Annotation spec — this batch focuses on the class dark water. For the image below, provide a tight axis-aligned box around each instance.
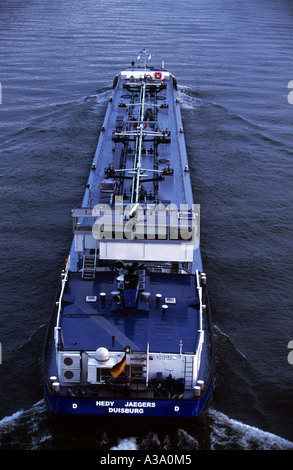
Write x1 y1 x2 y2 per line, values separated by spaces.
1 0 293 451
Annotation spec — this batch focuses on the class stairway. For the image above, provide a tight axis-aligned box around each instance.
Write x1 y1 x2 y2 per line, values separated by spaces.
129 352 148 389
184 355 194 388
82 255 96 280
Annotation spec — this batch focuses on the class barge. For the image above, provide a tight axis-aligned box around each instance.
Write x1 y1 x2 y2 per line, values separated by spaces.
43 54 214 418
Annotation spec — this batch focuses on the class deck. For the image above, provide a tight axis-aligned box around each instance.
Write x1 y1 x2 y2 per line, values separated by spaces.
60 270 200 354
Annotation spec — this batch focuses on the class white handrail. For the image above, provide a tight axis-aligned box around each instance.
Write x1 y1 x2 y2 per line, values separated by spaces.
195 270 203 331
146 342 149 387
54 256 70 349
193 270 206 381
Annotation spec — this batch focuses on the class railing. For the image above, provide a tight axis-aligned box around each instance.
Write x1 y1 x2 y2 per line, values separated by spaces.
196 269 205 331
54 256 70 350
193 270 206 379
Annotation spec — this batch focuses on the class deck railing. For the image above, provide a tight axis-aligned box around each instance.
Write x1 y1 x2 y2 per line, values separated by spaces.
193 270 206 378
54 256 70 349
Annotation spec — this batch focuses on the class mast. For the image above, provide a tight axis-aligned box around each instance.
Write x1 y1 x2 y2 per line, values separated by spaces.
137 48 151 72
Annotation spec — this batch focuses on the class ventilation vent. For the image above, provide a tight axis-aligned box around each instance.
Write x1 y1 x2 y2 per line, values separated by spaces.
61 353 81 384
62 369 81 383
62 353 80 369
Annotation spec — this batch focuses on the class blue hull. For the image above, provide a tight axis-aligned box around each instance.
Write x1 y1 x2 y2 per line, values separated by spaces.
44 380 212 418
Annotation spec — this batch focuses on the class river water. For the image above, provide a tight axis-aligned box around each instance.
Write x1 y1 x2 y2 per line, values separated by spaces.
0 0 293 451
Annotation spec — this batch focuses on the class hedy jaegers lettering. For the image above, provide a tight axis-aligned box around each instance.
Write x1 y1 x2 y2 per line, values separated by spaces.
96 400 156 414
96 400 156 408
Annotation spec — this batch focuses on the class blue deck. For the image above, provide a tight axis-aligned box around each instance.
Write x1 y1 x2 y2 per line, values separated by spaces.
60 270 200 354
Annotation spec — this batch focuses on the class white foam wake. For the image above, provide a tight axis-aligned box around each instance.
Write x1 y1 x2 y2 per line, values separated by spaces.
0 400 51 450
1 401 292 450
177 86 202 110
209 409 293 450
110 437 138 450
0 409 25 429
